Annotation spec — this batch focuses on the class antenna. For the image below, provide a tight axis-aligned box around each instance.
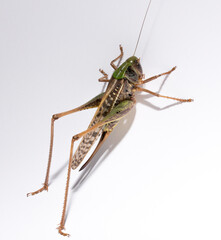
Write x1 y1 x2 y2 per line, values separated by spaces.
133 0 152 56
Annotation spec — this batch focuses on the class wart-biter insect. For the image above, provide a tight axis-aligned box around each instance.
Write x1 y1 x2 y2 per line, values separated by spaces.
27 0 193 236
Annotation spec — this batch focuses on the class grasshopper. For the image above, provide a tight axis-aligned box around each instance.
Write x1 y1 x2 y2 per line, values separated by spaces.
27 0 193 236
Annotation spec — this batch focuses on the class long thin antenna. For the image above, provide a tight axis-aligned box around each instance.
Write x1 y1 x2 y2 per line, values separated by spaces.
133 0 152 56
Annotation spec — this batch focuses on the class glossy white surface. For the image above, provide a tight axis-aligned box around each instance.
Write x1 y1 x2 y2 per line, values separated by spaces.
0 0 221 239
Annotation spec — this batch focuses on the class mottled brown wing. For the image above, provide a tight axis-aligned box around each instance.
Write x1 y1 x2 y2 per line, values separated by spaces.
71 79 123 170
78 131 109 171
71 126 102 169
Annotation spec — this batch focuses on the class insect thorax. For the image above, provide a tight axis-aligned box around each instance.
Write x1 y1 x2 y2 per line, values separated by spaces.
113 56 143 84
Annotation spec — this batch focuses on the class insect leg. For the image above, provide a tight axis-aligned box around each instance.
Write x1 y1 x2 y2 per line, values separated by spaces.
139 66 176 84
98 69 109 82
135 87 193 102
27 93 104 197
57 99 135 236
110 45 124 70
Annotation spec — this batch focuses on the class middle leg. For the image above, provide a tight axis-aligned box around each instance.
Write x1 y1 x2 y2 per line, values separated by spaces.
135 86 193 102
98 69 109 82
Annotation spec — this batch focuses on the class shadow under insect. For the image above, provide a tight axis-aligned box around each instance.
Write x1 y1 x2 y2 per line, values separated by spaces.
65 72 184 219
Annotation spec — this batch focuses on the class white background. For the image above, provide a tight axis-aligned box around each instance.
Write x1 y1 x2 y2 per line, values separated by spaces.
0 0 221 239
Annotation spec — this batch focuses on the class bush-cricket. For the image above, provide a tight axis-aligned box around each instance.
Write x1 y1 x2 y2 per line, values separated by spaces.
27 0 193 236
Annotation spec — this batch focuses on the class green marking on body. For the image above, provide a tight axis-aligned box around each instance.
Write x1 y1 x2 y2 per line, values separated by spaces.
113 56 138 79
103 100 134 121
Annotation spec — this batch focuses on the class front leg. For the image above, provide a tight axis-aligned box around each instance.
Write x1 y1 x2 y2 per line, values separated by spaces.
110 45 124 70
139 66 176 84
